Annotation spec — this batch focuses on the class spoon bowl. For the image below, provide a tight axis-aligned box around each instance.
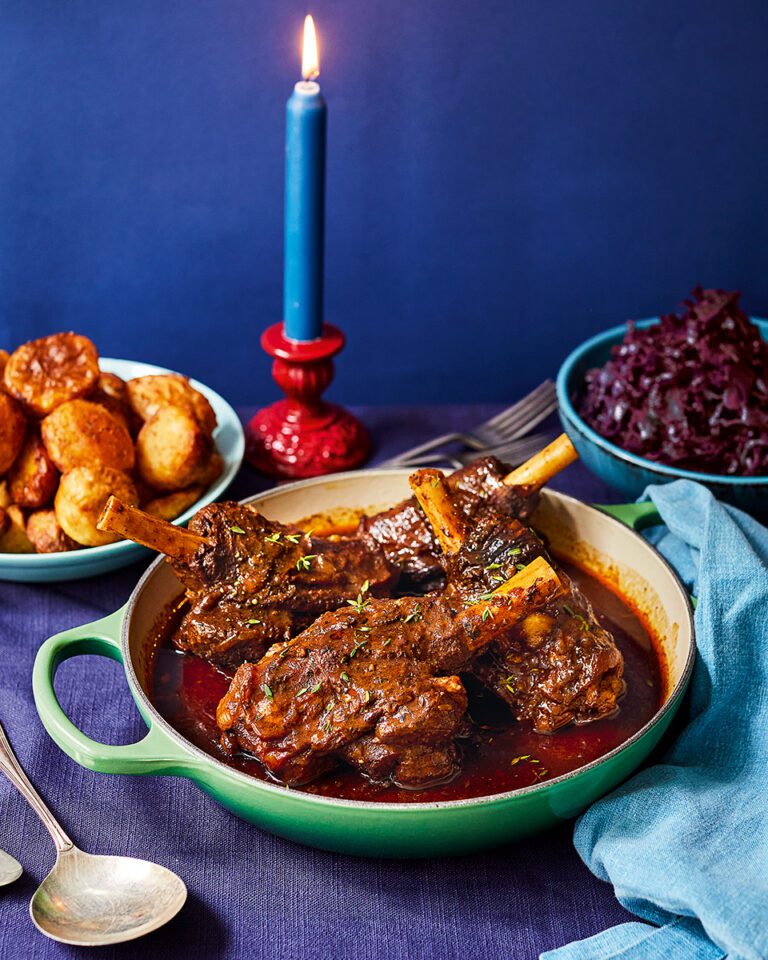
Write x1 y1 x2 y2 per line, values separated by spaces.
0 720 186 945
30 848 187 946
0 849 22 887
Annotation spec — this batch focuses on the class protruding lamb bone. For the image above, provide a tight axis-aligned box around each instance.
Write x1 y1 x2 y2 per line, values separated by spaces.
408 469 467 554
503 433 578 489
457 556 564 650
97 496 208 560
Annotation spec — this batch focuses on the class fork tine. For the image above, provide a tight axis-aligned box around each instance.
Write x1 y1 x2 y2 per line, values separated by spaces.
458 433 552 468
488 393 559 442
492 387 556 431
381 381 558 468
485 380 555 429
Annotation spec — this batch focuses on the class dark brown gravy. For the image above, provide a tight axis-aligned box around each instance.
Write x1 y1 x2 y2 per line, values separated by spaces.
149 559 665 803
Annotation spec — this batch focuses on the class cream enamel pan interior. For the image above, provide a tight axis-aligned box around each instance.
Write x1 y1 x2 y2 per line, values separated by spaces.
33 470 695 858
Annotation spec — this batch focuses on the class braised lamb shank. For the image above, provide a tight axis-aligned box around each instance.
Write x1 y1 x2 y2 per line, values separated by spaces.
217 557 563 787
98 498 397 669
358 434 577 586
410 469 626 733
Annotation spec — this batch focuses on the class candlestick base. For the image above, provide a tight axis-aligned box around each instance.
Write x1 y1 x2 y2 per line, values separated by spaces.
245 323 370 479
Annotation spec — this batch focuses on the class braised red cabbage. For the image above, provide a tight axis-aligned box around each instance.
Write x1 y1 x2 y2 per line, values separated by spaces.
577 288 768 476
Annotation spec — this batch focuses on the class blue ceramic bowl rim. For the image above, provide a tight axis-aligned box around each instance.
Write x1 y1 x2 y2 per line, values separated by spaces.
557 316 768 487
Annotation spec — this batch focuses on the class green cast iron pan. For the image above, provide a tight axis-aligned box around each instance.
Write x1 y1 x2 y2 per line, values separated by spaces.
32 471 694 859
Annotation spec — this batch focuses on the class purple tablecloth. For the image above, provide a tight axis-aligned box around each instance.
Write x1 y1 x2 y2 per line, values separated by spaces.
0 406 633 960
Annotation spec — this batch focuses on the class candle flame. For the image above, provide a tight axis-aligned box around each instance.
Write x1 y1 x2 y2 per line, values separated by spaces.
302 15 319 81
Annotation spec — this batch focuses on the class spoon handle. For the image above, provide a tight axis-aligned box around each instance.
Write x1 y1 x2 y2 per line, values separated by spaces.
0 722 73 854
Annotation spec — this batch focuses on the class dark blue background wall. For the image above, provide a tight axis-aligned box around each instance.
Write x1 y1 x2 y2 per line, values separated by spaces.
1 1 766 407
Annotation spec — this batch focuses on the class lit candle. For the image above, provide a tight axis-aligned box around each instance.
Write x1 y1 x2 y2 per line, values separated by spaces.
283 15 326 342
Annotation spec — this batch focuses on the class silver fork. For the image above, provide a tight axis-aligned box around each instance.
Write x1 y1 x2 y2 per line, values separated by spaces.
378 380 557 468
389 432 551 471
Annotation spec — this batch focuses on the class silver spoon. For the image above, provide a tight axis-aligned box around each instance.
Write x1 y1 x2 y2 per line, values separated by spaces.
0 848 22 886
0 721 187 946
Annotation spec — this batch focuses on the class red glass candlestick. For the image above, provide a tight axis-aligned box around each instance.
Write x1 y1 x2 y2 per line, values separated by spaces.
245 323 370 479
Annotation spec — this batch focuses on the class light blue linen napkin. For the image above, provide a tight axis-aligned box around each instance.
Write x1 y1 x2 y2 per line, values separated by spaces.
542 480 768 960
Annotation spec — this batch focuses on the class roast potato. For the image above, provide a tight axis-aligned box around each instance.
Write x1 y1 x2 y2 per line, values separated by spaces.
90 372 137 435
0 481 10 509
0 504 34 553
42 399 135 473
55 465 138 547
126 374 217 435
95 371 126 403
136 407 211 490
0 393 26 473
197 450 223 487
0 506 7 538
0 349 8 385
143 485 205 522
27 509 77 553
8 433 59 509
4 332 99 416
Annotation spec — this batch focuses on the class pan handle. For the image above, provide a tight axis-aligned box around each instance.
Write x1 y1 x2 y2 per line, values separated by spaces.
32 609 197 776
597 501 662 531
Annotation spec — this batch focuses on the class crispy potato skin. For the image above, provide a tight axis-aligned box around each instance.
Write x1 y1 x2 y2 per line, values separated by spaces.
0 350 9 386
136 407 211 490
27 509 78 553
8 433 59 509
96 372 125 403
0 506 7 537
4 333 99 416
197 450 223 487
0 481 10 509
55 466 138 547
126 374 217 435
42 399 135 473
0 504 34 553
0 393 26 473
91 373 139 436
142 485 205 522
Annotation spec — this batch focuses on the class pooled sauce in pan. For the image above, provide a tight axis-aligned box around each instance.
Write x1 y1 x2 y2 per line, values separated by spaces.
149 559 664 803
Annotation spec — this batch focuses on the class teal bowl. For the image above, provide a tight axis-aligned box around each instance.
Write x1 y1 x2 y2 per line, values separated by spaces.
33 472 694 858
557 317 768 520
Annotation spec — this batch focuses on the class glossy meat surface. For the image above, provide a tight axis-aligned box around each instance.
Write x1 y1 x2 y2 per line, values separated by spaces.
358 457 536 585
444 511 626 732
217 574 560 788
171 503 398 669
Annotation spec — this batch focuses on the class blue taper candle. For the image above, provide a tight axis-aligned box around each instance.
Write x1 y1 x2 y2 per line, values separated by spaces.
283 15 326 342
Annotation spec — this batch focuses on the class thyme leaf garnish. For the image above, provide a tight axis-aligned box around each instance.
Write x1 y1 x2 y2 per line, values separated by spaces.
348 579 371 613
404 604 423 624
